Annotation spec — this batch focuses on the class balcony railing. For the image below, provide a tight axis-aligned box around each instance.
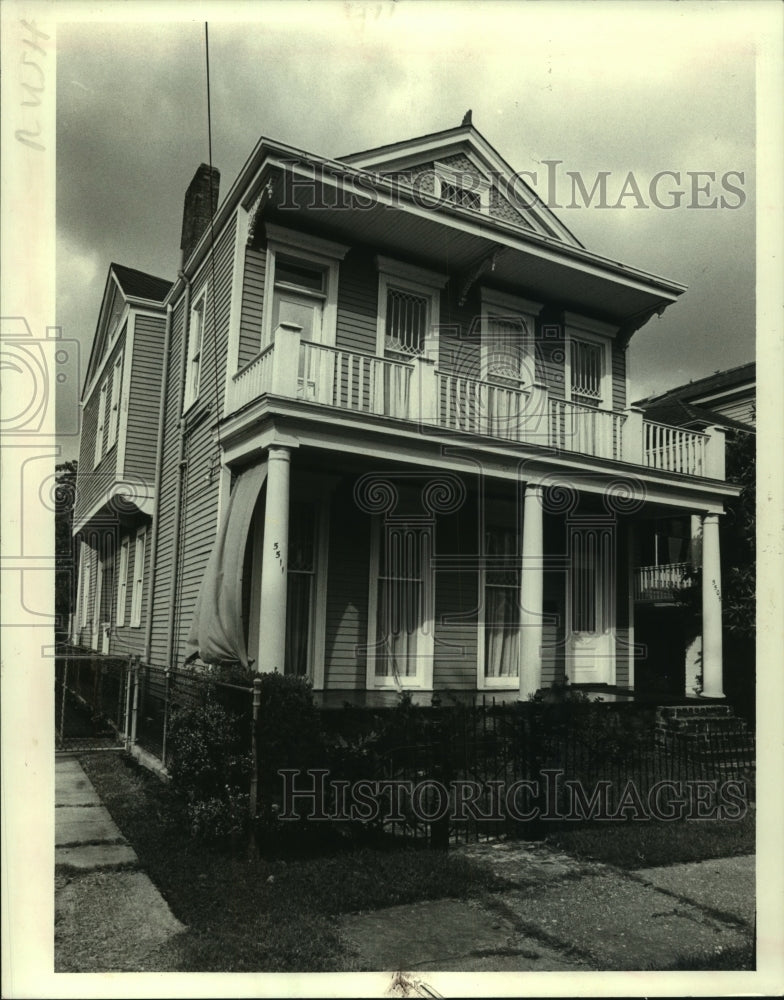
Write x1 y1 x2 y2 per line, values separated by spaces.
226 325 726 479
643 420 708 477
634 562 692 601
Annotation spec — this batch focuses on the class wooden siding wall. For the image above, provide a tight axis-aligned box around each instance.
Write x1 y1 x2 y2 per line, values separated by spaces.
125 314 166 484
612 342 626 411
163 215 237 667
148 301 184 666
324 481 370 687
237 247 265 371
104 521 151 656
74 329 125 524
336 249 378 354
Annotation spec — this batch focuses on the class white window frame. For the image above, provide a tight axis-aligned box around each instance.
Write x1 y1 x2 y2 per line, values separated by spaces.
116 538 129 626
184 286 207 412
366 517 435 691
375 256 447 362
563 314 616 412
261 224 348 350
93 380 108 467
434 160 490 214
130 527 146 628
479 288 541 388
107 352 123 449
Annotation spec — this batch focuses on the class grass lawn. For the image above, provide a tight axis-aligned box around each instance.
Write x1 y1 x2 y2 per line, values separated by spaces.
543 809 755 869
78 752 502 972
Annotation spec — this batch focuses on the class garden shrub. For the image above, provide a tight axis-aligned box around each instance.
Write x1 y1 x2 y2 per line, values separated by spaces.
167 694 253 842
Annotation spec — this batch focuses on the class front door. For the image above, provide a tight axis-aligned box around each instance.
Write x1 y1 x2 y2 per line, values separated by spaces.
566 522 615 684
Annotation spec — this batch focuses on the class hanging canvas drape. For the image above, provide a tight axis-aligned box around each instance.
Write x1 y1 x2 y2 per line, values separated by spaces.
184 461 268 668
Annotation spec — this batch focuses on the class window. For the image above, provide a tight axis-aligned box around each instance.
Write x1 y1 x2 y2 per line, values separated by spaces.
376 256 447 362
384 286 429 357
368 522 434 687
107 353 123 449
570 338 602 406
481 527 520 683
261 224 348 350
285 502 316 677
480 289 539 386
116 538 129 626
563 314 615 410
184 289 206 411
130 528 146 627
434 160 490 214
569 527 612 634
94 381 108 466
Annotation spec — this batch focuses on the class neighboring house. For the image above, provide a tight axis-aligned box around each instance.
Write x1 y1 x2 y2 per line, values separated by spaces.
631 365 755 699
72 263 171 655
634 362 755 431
72 120 742 705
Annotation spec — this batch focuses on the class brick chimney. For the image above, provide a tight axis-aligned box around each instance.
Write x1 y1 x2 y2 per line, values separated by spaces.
180 164 220 265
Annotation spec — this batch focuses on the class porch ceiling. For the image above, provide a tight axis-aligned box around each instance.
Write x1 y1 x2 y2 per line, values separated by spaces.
261 163 684 330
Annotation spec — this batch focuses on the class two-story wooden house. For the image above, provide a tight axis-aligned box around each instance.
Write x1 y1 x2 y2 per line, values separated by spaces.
71 264 171 656
73 121 740 704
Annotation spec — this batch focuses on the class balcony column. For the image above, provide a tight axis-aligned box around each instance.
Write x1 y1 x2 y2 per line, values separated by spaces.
257 445 291 673
519 483 544 698
704 425 726 479
270 322 302 398
621 406 644 464
700 512 724 698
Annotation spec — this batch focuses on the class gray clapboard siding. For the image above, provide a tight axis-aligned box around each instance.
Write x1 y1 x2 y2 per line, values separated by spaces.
238 248 265 370
74 333 125 524
612 342 626 410
125 314 166 484
170 218 236 666
147 298 185 667
335 249 377 354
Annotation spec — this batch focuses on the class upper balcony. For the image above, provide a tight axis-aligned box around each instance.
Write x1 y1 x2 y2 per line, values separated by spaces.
225 324 727 482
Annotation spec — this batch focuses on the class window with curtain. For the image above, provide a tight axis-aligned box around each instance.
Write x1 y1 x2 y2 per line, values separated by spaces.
375 525 432 681
570 527 612 634
285 502 316 677
483 527 520 679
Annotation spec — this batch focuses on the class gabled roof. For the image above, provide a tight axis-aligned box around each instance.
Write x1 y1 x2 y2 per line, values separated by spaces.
82 262 170 399
111 262 172 302
341 122 583 249
639 397 753 433
634 362 755 409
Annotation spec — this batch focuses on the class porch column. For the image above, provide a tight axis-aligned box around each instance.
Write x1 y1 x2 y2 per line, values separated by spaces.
700 512 724 698
519 483 544 698
257 446 291 673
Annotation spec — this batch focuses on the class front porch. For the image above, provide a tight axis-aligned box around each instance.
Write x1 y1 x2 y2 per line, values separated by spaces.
186 450 728 703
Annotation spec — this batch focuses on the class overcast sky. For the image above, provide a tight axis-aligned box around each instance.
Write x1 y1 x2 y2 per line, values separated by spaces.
55 1 762 459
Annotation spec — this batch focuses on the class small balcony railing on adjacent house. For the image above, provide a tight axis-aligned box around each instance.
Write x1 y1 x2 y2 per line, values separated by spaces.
226 325 726 479
633 562 693 601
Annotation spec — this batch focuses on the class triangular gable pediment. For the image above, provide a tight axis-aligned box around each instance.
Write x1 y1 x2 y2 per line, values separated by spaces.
341 124 582 248
82 269 129 399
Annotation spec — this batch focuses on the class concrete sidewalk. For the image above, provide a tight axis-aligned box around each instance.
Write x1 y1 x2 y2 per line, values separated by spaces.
341 840 755 972
55 755 185 972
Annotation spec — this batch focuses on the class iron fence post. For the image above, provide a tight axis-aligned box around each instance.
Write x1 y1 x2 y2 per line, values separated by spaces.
249 677 262 821
123 657 133 747
58 655 69 749
130 657 140 746
161 666 172 767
